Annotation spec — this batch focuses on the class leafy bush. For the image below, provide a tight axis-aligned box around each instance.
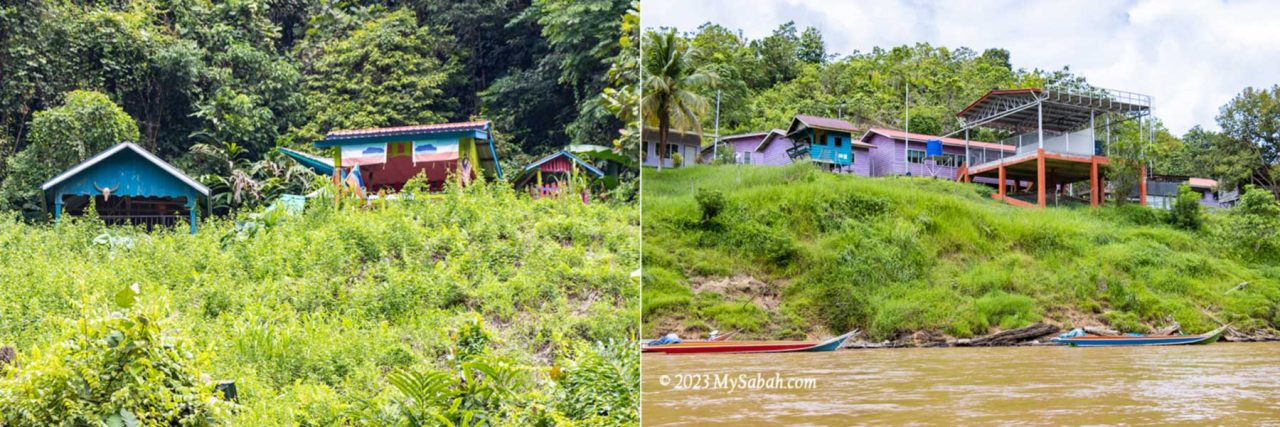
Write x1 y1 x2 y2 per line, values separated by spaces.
0 181 638 424
975 292 1040 330
694 187 726 225
1169 184 1203 230
0 285 228 426
1 90 139 214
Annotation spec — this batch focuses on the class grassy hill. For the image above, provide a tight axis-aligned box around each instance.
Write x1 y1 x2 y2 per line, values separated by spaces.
643 163 1280 342
0 182 638 425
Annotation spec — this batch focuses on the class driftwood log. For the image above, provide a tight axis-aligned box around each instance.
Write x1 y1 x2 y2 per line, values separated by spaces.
969 323 1059 346
1083 326 1121 336
1153 321 1181 336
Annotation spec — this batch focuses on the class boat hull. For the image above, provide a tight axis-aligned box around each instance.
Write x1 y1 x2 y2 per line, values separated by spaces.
642 331 856 354
1053 326 1226 347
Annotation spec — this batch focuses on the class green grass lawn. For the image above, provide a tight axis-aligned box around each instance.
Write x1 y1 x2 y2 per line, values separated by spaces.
0 182 638 425
643 163 1280 342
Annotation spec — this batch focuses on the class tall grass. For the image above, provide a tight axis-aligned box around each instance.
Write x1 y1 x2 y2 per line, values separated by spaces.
0 181 639 425
643 163 1280 340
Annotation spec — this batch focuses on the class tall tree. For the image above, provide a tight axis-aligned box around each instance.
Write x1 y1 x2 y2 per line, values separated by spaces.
796 26 826 64
1 90 139 214
642 30 712 170
301 9 461 135
752 22 800 86
1217 85 1280 195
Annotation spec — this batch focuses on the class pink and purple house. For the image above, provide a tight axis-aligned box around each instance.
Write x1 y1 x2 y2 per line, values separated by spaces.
700 129 796 166
859 128 1017 179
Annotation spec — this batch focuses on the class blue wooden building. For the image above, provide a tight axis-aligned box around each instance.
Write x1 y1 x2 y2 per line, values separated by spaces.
41 142 210 233
784 115 876 175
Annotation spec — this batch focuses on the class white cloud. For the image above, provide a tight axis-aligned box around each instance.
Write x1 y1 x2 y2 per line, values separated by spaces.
643 0 1280 134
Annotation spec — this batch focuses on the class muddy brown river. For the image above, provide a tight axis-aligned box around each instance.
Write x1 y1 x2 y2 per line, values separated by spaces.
642 343 1280 426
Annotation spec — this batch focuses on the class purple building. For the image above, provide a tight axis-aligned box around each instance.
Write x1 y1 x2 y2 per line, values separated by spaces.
1137 176 1227 209
642 127 702 168
860 128 1017 179
700 129 796 166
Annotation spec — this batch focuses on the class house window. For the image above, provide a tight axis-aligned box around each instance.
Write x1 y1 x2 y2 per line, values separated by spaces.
833 136 844 147
907 149 927 164
662 144 676 159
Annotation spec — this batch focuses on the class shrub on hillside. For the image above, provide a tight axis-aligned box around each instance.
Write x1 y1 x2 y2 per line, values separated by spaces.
975 292 1040 330
1169 184 1203 230
0 285 228 426
695 187 726 225
1212 185 1280 260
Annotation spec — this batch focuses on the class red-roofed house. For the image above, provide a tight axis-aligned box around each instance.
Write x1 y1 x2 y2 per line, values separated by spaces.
860 128 1017 179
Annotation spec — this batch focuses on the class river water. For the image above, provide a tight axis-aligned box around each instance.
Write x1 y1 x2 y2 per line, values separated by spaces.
642 343 1280 426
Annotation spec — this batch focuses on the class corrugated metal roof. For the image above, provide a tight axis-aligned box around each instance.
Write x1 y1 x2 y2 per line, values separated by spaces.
324 120 490 140
794 115 857 132
1188 177 1217 188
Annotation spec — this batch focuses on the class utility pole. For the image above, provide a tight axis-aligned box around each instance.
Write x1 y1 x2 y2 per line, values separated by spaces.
713 89 721 162
904 80 910 175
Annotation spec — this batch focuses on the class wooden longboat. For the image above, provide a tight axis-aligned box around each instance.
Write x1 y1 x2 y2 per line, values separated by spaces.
1051 325 1228 347
642 331 857 354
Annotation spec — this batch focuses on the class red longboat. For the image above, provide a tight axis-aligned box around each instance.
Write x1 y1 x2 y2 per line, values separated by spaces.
642 331 856 354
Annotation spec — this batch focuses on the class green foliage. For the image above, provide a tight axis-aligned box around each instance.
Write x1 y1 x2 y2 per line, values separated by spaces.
2 1 634 215
1169 184 1204 230
554 340 639 425
302 9 459 133
975 292 1040 330
0 285 227 426
1 90 139 214
0 181 638 425
695 187 726 225
1211 185 1280 260
645 164 1280 340
1216 85 1280 194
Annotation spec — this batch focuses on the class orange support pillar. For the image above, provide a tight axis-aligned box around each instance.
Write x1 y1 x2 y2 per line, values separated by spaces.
1138 164 1147 206
1090 157 1099 208
1036 149 1046 208
998 165 1006 200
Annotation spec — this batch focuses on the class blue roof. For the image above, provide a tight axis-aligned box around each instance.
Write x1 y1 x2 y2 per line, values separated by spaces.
278 147 335 176
41 142 209 196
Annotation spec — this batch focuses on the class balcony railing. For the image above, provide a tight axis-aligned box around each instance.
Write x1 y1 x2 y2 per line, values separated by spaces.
100 214 183 230
810 145 852 166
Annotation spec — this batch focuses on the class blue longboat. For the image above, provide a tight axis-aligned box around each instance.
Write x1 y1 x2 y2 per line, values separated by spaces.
1052 325 1229 347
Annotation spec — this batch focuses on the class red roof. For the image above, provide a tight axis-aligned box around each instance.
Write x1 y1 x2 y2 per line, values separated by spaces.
793 115 857 133
861 128 1015 152
325 120 490 139
1188 177 1217 188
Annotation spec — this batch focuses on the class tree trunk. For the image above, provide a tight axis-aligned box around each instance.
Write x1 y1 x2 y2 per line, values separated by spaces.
969 323 1059 346
657 110 669 171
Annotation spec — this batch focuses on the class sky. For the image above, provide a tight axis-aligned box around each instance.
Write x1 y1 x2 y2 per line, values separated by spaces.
642 0 1280 135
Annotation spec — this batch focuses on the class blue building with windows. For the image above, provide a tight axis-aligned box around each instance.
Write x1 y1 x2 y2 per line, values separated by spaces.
41 142 210 233
784 115 875 175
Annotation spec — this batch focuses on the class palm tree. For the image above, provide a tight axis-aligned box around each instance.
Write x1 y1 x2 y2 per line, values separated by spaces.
642 30 712 170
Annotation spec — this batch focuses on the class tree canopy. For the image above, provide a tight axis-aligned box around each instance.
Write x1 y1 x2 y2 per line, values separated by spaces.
0 0 634 215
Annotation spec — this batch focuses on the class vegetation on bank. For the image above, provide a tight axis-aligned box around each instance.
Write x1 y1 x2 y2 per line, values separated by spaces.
0 180 639 425
643 164 1280 342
